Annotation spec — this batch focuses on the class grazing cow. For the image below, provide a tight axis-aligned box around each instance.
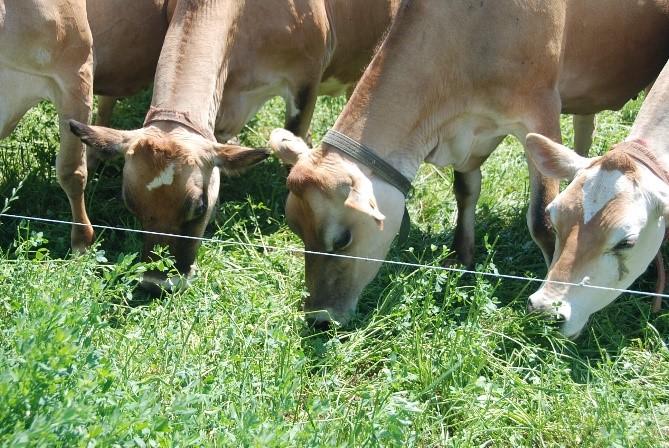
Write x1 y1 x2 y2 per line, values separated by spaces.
526 61 669 338
70 0 401 289
270 0 669 326
0 0 95 251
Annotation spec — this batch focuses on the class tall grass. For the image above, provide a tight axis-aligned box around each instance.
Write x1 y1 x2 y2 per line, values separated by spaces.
0 91 667 447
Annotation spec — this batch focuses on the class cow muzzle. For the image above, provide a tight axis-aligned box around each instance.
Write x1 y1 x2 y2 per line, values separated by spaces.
527 291 567 322
303 294 357 328
139 266 195 295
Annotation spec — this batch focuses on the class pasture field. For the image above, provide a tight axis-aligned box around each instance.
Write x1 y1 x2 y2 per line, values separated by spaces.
1 92 668 447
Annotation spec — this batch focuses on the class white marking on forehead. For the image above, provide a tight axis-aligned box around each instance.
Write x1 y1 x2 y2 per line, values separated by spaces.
146 163 176 191
582 168 632 224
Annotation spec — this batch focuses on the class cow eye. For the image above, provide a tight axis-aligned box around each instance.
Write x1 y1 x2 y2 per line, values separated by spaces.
613 238 637 251
191 197 206 220
333 230 352 252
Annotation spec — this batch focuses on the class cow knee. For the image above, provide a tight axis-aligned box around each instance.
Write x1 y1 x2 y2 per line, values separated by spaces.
57 165 87 196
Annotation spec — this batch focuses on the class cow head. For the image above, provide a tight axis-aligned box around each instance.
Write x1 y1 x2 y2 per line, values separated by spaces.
525 133 669 338
270 129 405 326
70 120 268 291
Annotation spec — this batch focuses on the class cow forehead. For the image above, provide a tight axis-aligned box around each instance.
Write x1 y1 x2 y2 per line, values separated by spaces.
581 167 634 224
553 166 636 223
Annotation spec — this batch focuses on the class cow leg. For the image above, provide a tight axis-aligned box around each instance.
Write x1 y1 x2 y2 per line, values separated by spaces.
451 136 501 265
53 79 94 252
453 168 482 266
86 95 118 176
573 113 596 157
284 83 318 142
94 95 117 126
523 114 562 266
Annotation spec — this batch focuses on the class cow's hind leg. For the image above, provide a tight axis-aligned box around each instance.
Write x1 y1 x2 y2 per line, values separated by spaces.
573 113 596 157
87 95 118 176
94 95 117 126
284 82 318 143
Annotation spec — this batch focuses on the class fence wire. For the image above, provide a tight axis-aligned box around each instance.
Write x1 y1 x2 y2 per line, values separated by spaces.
1 212 668 300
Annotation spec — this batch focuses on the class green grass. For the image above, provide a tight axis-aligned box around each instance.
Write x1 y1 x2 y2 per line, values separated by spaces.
0 92 668 447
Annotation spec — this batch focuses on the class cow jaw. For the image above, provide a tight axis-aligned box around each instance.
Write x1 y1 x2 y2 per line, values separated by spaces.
529 162 667 338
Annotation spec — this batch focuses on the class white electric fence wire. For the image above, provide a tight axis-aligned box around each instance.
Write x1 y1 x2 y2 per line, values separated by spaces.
1 212 668 300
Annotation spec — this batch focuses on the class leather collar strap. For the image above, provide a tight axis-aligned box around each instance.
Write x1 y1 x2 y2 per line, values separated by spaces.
615 141 669 184
323 129 413 244
615 141 669 312
323 130 413 196
144 106 216 142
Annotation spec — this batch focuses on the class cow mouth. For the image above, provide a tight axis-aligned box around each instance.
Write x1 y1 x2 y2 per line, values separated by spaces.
139 265 196 295
303 306 353 328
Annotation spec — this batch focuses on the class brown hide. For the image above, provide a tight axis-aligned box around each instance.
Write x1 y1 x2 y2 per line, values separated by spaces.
88 0 172 97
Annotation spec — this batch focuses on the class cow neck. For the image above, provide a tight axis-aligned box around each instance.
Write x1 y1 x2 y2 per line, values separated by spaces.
144 107 215 141
330 66 431 185
329 2 463 185
148 0 235 143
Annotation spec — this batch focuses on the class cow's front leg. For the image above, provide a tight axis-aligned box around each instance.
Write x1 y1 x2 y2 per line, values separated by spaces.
527 161 559 265
524 120 562 266
55 89 94 252
453 168 482 266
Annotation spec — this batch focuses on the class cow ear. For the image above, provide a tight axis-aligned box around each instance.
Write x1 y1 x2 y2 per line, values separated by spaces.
212 143 269 175
345 169 385 230
69 120 135 160
269 128 310 165
526 133 590 180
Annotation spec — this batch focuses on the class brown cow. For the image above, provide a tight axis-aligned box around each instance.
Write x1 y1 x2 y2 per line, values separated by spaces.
270 0 669 326
70 0 402 290
526 60 669 338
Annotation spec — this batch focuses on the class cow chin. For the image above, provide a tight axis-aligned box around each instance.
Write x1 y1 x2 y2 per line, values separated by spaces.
303 300 357 327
